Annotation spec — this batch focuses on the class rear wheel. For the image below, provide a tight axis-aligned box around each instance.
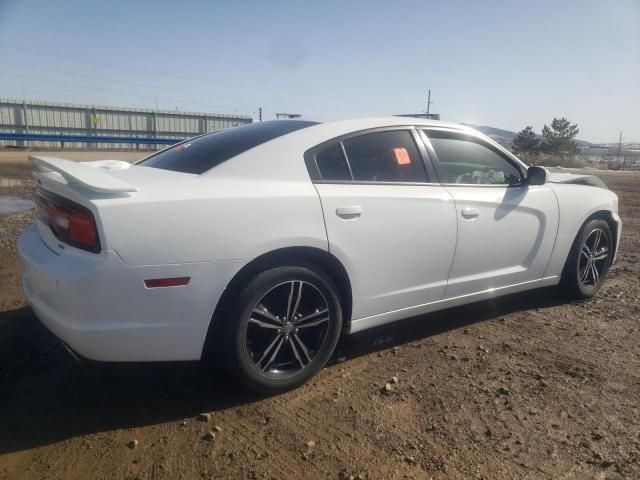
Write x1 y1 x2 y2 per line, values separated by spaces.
219 266 342 394
564 219 613 299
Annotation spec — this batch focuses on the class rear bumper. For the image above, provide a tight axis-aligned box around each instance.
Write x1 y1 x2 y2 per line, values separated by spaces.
18 225 242 362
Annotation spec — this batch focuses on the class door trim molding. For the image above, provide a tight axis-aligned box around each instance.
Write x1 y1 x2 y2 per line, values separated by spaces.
348 275 559 333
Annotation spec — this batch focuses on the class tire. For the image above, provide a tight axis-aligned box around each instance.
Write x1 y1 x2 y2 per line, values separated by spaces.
218 265 343 394
563 218 613 299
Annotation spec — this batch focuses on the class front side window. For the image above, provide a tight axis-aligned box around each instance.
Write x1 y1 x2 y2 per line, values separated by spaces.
425 131 523 185
342 130 427 183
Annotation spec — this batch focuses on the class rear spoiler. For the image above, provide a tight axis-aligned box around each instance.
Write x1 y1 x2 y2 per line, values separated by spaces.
30 156 138 194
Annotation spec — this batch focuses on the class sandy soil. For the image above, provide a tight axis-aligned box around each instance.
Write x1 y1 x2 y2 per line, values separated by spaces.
0 151 639 480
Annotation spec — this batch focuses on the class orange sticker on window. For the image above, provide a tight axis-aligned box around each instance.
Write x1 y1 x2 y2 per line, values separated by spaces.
394 147 411 165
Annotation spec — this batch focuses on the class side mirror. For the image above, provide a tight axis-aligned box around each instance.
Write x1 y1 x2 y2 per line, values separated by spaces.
527 165 549 186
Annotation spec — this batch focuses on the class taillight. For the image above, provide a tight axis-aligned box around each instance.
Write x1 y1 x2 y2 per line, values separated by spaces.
68 210 98 247
36 189 100 252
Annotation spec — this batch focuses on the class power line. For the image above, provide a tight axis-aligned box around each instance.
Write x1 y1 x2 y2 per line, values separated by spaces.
0 44 424 105
0 73 251 115
0 62 388 114
2 80 250 115
0 71 391 115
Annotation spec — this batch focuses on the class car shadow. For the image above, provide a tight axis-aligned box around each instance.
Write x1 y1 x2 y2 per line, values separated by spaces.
0 286 568 455
335 285 567 360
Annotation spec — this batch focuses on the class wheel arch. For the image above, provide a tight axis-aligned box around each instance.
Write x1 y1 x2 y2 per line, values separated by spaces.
561 209 618 280
583 209 619 260
201 246 353 359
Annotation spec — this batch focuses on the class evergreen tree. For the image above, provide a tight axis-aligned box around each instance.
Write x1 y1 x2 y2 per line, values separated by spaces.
512 126 540 155
541 117 579 155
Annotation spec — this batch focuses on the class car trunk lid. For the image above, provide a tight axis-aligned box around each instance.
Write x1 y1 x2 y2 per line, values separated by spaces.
30 156 198 254
31 156 139 194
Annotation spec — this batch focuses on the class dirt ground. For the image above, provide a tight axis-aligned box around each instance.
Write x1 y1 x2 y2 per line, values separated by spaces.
0 150 639 480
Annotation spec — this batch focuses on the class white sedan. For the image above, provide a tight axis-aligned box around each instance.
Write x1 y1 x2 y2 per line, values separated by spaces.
18 117 621 393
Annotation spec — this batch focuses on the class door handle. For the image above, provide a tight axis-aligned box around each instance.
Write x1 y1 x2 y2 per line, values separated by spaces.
336 206 362 219
461 207 479 219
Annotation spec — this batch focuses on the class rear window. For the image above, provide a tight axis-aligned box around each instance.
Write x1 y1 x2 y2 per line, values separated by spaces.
342 130 427 183
315 143 351 181
138 120 319 174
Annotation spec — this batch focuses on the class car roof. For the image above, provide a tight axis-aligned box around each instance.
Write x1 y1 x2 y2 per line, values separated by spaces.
253 116 474 151
205 115 519 182
276 116 484 151
303 116 470 134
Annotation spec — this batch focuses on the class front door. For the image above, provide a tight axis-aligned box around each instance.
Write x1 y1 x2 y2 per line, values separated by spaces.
422 129 559 298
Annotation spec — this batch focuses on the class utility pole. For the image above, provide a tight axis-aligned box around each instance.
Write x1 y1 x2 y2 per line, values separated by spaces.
617 131 623 168
21 85 28 134
21 84 29 149
426 89 435 117
153 97 158 142
258 107 262 122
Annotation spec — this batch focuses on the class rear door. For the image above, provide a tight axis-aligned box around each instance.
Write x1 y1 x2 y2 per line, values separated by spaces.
422 129 559 298
307 127 457 321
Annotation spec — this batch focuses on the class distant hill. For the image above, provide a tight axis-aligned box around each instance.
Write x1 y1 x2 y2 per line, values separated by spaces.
601 142 640 150
464 124 597 148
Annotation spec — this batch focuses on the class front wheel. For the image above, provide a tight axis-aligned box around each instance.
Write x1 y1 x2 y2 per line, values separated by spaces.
219 266 343 394
564 219 613 299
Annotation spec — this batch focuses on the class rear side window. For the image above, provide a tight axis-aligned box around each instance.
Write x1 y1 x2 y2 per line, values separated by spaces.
138 120 319 174
342 130 427 183
315 144 350 181
425 130 523 185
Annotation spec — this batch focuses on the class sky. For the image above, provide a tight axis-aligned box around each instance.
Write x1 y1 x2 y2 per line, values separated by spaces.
0 0 638 143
